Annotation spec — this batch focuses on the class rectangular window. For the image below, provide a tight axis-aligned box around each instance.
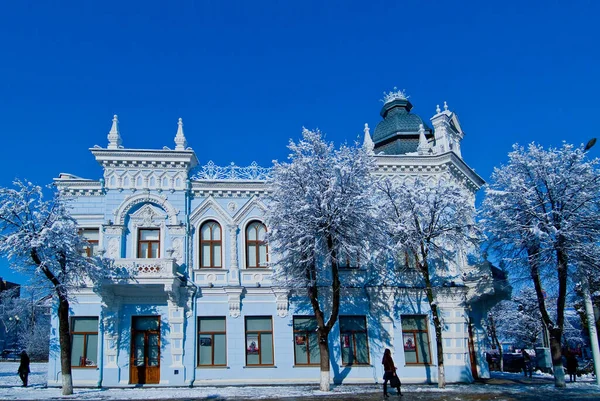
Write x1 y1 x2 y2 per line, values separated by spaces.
138 228 160 258
401 315 431 365
198 317 227 366
400 250 417 270
340 315 369 365
81 228 100 257
71 317 99 367
293 316 321 365
245 316 273 366
338 251 360 270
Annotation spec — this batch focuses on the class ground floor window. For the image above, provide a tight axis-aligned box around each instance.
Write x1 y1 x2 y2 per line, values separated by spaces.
401 315 431 364
340 315 369 365
293 316 321 365
245 316 273 366
71 317 98 367
198 317 227 366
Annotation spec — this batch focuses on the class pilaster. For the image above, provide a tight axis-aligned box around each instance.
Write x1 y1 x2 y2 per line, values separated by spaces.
227 224 240 285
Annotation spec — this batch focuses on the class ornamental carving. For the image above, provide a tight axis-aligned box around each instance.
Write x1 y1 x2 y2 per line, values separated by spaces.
192 161 271 181
172 237 183 264
226 289 243 318
272 288 289 318
131 204 166 228
104 225 125 236
114 193 179 225
108 238 120 259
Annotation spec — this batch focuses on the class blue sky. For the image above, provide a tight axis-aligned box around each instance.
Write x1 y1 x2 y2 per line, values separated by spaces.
1 1 599 285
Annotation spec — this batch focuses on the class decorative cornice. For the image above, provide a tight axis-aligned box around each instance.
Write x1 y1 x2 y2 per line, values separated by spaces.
90 148 198 170
374 152 485 192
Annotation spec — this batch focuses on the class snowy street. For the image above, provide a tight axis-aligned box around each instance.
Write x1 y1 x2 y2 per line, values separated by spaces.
1 362 599 401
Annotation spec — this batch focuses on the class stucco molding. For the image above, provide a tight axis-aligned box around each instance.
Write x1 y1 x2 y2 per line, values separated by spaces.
114 193 179 225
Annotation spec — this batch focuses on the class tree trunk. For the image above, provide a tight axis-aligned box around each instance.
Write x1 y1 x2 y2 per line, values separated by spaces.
488 315 503 372
306 241 341 392
421 261 445 388
33 248 73 395
57 295 73 395
549 328 565 388
318 332 331 391
527 243 566 388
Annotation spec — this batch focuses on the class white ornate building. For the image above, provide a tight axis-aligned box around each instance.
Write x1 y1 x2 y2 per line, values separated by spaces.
48 93 500 387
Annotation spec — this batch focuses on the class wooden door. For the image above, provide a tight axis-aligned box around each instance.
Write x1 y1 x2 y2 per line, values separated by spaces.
130 316 160 384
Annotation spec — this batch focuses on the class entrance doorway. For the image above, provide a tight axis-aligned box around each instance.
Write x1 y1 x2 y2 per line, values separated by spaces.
130 316 160 384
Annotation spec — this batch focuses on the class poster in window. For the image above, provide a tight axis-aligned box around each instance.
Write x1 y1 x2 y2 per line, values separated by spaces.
295 335 306 345
247 335 259 354
200 337 212 347
403 333 416 351
342 334 350 348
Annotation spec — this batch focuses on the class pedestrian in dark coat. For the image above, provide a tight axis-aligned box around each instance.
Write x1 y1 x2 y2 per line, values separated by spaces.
521 349 532 378
382 348 402 397
18 351 30 387
566 351 579 382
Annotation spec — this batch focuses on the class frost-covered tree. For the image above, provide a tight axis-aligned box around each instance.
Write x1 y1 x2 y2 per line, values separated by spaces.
0 180 110 395
481 143 600 387
266 129 380 391
486 287 545 370
0 288 51 361
378 177 479 388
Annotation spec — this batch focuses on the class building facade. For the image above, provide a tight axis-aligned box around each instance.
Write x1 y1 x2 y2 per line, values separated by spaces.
48 93 498 387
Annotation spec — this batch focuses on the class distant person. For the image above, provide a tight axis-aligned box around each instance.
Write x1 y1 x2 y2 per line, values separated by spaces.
521 349 532 378
382 348 402 397
566 351 579 382
18 350 30 387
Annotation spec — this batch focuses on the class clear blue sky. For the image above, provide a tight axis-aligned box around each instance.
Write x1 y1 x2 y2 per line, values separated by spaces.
1 1 599 285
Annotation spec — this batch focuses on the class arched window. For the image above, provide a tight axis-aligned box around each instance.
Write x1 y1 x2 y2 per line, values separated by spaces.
200 221 222 268
246 221 268 268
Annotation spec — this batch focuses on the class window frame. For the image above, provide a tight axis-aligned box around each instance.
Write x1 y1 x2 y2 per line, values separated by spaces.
339 315 370 366
199 220 223 268
70 316 99 368
138 228 160 259
245 221 268 268
197 316 227 367
80 228 100 257
244 316 274 366
293 316 321 366
338 251 360 270
401 314 432 365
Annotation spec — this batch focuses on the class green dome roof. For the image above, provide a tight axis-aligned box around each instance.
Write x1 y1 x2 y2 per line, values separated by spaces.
372 98 432 145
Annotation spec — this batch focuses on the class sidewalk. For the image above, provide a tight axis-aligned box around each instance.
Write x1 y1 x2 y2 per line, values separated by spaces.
1 363 598 401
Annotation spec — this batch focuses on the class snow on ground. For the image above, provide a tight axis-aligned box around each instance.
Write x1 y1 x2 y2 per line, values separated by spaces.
1 362 600 400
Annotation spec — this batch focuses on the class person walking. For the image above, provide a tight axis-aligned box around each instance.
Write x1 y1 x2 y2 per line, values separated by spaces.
566 350 579 382
521 349 532 378
18 350 30 387
382 348 402 397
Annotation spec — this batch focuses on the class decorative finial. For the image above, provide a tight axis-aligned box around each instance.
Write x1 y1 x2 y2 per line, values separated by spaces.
381 87 409 104
362 123 374 153
443 101 448 112
174 117 187 150
436 104 441 114
417 124 429 155
107 114 122 149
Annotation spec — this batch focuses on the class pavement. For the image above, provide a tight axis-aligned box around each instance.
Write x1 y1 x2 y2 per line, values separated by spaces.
153 375 600 401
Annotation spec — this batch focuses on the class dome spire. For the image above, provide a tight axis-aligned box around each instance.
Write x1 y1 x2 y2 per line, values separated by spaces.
174 118 187 150
107 114 122 149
